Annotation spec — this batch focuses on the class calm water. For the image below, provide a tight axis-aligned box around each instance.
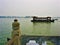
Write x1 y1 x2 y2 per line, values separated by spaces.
0 18 60 44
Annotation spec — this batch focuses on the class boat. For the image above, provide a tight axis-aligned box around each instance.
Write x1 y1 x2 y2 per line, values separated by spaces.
31 16 55 22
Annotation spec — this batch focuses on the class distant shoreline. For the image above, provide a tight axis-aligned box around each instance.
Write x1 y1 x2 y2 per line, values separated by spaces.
0 16 32 18
0 16 60 18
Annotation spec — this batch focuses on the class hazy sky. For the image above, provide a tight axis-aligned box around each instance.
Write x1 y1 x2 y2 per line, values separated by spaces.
0 0 60 16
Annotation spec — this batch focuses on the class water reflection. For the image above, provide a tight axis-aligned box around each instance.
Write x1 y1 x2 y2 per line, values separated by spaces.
42 41 47 45
21 36 60 45
32 22 51 36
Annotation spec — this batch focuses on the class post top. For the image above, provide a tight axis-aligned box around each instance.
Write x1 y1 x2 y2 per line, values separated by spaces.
14 19 18 22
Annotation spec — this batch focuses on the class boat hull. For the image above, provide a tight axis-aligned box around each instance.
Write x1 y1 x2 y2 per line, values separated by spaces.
31 20 54 22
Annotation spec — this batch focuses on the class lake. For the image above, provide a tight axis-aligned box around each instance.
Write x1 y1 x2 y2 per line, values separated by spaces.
0 18 60 45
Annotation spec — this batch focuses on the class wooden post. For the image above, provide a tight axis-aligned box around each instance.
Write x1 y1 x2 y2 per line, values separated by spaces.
7 19 21 45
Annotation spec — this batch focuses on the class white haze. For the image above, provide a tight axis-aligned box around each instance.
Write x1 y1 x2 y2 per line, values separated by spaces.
0 0 60 17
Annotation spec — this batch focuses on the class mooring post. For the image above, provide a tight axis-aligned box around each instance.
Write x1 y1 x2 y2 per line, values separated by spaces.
12 19 21 45
7 19 21 45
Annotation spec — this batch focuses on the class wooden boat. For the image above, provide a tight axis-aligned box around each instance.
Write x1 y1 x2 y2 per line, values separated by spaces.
31 16 55 22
